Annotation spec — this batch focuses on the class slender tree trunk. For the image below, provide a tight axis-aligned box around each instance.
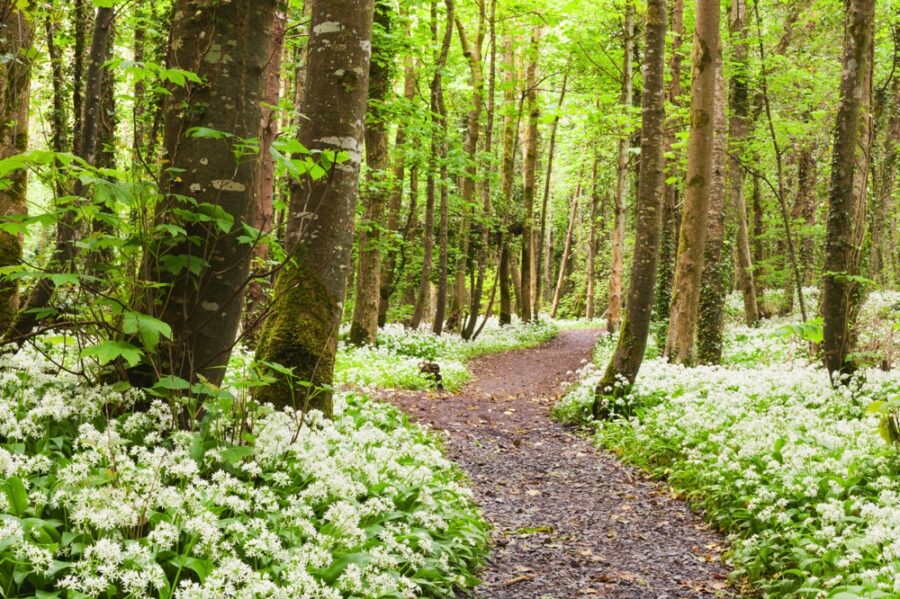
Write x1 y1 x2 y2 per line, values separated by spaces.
696 53 728 365
608 0 635 334
794 143 817 285
431 0 455 335
594 0 666 405
822 0 875 380
451 11 484 334
350 0 394 346
379 55 416 326
726 0 759 326
664 0 720 364
5 6 113 344
654 0 684 332
0 4 31 334
519 26 540 323
463 0 497 339
535 70 567 319
870 72 898 287
551 178 581 318
71 0 87 157
585 156 599 319
498 34 518 327
256 0 373 413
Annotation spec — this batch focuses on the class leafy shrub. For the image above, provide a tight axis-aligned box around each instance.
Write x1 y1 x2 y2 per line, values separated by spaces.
0 352 488 598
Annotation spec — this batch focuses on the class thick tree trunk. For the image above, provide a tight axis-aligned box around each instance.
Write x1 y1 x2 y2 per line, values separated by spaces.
664 0 720 364
256 0 373 413
499 235 512 325
350 0 394 346
519 27 540 323
498 35 518 327
794 144 817 285
136 1 278 387
654 0 684 333
535 71 567 319
594 0 666 404
696 54 728 365
822 0 874 380
726 0 759 326
431 0 455 335
0 5 31 334
608 0 635 334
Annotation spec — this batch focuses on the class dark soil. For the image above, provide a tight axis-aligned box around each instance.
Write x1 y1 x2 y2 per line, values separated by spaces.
384 329 733 598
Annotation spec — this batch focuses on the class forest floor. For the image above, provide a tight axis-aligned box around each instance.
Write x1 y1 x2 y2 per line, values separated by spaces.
383 329 734 598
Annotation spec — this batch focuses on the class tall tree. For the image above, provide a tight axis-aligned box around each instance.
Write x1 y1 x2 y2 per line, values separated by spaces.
519 26 540 323
593 0 666 407
726 0 759 325
550 180 580 318
256 0 374 412
821 0 875 381
0 3 31 333
498 35 518 326
608 0 635 334
585 155 599 319
350 0 395 346
663 0 720 364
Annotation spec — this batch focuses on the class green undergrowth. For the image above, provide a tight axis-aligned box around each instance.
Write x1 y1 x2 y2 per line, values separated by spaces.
335 318 559 392
554 291 900 597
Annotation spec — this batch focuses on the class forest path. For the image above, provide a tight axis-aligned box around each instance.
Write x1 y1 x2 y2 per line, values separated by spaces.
385 329 733 598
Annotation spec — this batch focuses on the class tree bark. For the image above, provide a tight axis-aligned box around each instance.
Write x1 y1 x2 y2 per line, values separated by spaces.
726 0 759 326
430 0 454 335
594 0 666 405
498 34 518 327
0 4 31 334
696 52 728 365
535 70 567 319
256 0 373 413
654 0 684 333
551 174 582 318
870 71 898 287
350 0 394 346
822 0 875 380
585 156 599 319
608 0 635 334
663 0 720 364
519 26 540 323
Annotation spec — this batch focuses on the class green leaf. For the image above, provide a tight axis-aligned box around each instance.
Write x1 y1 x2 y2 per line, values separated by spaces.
122 311 172 350
220 445 255 466
81 340 143 367
3 477 28 515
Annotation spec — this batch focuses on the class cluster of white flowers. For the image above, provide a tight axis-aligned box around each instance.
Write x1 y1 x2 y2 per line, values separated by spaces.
336 318 558 391
0 350 488 597
556 291 900 595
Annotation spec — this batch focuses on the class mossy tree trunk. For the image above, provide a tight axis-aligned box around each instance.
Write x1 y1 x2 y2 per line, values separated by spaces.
696 53 728 365
350 0 395 346
594 0 666 406
585 156 599 320
822 0 874 381
663 0 720 365
869 72 898 287
0 4 31 334
497 35 518 327
256 0 374 413
607 0 634 334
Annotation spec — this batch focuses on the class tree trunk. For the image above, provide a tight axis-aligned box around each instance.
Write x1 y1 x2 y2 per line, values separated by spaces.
822 0 874 380
608 0 635 334
243 3 286 346
664 0 720 364
535 70 567 319
726 0 759 326
794 143 817 285
379 55 417 326
430 0 455 335
350 0 394 346
551 177 581 318
870 72 898 287
654 0 684 333
256 0 373 413
0 5 31 334
585 156 600 319
594 0 666 404
498 34 518 327
519 27 540 323
696 52 728 365
499 235 512 324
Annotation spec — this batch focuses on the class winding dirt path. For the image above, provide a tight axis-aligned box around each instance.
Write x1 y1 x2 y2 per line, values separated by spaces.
385 329 732 598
